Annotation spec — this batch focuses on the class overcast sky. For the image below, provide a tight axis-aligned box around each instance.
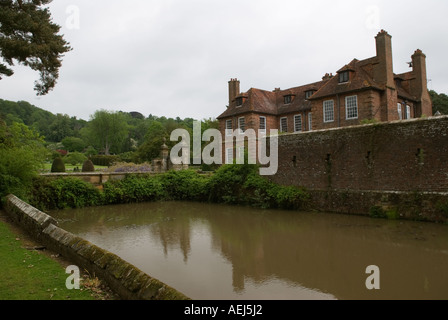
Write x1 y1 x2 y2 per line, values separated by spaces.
1 0 448 121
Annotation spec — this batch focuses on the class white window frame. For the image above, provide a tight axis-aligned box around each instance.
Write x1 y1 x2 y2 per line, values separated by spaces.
406 105 411 119
226 148 233 164
323 100 335 123
294 114 302 132
238 117 246 134
345 95 358 120
308 112 313 131
397 103 403 120
226 119 233 136
259 116 266 134
280 117 288 133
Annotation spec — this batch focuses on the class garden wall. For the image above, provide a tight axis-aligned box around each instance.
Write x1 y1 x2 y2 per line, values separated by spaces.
269 116 448 222
4 194 190 300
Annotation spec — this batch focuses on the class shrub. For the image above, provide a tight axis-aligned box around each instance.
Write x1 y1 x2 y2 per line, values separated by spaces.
102 174 166 204
51 157 66 173
82 159 95 172
160 169 209 201
207 164 259 204
30 177 103 210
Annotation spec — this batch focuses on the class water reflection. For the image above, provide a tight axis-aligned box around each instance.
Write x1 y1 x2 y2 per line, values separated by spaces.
49 201 448 300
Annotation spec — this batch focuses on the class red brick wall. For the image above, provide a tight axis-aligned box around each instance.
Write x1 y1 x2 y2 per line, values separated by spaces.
311 90 384 130
269 116 448 192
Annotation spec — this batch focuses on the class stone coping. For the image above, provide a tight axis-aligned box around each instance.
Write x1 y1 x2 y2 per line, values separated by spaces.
4 194 190 300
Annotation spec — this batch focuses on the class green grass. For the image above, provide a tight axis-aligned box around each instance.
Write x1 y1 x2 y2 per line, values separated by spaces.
0 220 98 300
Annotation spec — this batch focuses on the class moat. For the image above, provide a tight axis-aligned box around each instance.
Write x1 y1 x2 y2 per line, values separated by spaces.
49 201 448 300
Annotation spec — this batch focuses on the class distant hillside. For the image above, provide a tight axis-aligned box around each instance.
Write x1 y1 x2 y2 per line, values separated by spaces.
0 99 87 142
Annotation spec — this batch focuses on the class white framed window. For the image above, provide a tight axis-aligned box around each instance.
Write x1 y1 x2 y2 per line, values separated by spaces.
280 117 288 133
323 100 335 123
238 117 246 134
259 116 266 134
294 114 302 132
346 95 358 120
308 112 313 131
226 148 233 164
397 104 403 120
406 105 411 119
226 119 233 136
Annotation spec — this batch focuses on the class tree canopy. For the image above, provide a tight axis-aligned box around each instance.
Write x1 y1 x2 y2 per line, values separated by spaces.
83 110 129 155
0 0 72 95
429 90 448 115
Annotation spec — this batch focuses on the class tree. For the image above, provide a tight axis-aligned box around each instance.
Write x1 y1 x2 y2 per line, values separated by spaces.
84 110 129 155
47 113 74 142
0 120 48 199
0 0 72 95
62 136 86 152
429 90 448 115
136 121 168 162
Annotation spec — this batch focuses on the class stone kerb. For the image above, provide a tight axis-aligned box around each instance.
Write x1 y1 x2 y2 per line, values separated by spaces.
4 194 190 301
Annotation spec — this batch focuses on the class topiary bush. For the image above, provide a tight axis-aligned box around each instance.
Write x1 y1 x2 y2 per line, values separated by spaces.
82 159 95 172
51 157 66 173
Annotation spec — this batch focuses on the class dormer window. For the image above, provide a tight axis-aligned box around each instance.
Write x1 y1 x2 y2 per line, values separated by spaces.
236 97 243 107
339 71 349 83
284 95 292 104
305 90 316 99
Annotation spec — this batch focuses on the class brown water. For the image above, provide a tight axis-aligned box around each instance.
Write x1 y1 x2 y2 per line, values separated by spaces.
49 201 448 300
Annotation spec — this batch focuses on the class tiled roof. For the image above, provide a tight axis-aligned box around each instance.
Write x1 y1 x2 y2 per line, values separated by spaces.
217 80 329 119
218 53 419 119
309 59 383 100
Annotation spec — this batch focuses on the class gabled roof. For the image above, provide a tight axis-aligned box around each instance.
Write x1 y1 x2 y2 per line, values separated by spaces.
309 59 383 100
217 80 329 119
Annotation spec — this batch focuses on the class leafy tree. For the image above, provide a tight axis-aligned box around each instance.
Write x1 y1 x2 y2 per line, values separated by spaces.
0 120 48 200
47 113 74 142
0 0 72 95
136 121 168 162
84 110 129 155
62 136 87 152
429 90 448 115
64 152 87 166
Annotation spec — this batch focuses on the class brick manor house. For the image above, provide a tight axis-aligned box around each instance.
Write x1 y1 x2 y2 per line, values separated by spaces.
217 30 432 163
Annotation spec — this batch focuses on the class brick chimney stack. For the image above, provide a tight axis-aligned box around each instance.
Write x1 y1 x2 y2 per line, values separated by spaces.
228 78 240 107
374 30 395 89
411 49 432 117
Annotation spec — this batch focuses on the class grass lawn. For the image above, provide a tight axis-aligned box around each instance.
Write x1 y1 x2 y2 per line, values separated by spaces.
0 212 116 300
